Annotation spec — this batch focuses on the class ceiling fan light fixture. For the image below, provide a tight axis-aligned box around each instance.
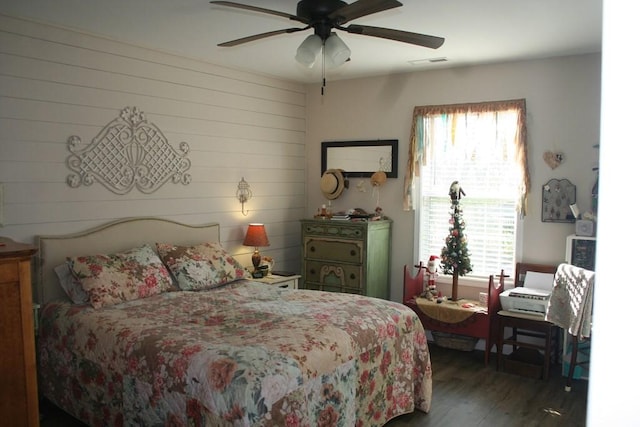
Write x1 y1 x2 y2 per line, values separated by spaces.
295 34 323 67
324 33 351 68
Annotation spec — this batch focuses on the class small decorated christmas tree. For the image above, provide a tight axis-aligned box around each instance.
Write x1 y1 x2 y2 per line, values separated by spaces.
440 181 472 300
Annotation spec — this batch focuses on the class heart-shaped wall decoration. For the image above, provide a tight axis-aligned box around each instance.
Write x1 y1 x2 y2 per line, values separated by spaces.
543 151 565 169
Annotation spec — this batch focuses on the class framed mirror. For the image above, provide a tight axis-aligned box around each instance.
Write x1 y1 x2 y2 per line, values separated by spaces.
321 140 398 178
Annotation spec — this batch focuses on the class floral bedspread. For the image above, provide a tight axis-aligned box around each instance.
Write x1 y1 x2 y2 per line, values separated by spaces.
39 281 432 426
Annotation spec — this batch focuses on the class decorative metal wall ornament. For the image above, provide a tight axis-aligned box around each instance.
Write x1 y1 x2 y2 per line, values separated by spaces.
66 107 191 194
542 178 576 223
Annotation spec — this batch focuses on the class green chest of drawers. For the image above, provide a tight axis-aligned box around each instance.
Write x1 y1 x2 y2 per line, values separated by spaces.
300 219 392 299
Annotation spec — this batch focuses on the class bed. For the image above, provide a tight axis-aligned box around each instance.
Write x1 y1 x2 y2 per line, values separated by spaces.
36 217 432 426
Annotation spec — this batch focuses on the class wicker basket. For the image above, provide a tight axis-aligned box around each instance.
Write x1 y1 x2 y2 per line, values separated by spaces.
431 331 479 352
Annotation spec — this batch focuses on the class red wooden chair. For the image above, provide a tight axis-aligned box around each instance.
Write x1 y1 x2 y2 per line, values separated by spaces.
403 262 425 304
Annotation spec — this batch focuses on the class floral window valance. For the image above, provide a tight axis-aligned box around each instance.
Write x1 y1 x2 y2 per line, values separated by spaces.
403 99 530 216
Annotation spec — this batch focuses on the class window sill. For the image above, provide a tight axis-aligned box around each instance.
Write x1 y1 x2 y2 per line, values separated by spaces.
435 274 515 289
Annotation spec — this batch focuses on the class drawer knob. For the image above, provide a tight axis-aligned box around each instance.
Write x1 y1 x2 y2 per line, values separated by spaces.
350 250 356 256
350 273 356 280
310 246 316 253
310 268 316 274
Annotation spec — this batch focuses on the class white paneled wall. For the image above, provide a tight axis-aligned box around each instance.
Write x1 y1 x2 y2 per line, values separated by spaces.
0 14 306 271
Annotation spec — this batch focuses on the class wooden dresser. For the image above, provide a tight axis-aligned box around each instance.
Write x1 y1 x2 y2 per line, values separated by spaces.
300 219 391 299
0 237 39 426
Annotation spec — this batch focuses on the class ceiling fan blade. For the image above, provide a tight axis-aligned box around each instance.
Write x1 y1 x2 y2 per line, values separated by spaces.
218 27 308 47
329 0 402 25
345 24 445 49
210 1 309 25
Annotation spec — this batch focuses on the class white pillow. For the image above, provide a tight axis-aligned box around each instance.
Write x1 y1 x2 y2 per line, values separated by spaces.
54 262 89 305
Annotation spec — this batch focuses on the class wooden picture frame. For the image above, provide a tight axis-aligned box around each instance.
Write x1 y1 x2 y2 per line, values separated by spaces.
321 139 399 178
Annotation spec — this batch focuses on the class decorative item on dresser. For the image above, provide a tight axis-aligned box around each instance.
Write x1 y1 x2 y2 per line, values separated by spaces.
300 218 391 298
0 237 39 427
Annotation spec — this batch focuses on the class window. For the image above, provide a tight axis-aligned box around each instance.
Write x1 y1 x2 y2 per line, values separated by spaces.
404 100 529 281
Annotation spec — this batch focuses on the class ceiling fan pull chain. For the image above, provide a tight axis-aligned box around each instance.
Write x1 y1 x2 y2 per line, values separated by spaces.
321 43 326 96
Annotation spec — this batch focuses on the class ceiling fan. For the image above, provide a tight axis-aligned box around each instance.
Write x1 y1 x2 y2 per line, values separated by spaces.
210 0 445 68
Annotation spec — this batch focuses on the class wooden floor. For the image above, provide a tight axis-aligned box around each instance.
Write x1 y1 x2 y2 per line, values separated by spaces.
386 344 588 427
40 344 588 427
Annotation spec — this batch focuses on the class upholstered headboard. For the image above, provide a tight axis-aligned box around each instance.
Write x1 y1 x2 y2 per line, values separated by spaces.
36 217 220 304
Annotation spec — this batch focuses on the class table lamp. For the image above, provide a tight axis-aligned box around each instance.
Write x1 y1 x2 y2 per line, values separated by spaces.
242 223 270 273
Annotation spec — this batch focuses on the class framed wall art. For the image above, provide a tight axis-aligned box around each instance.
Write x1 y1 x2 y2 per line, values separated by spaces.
542 178 576 223
66 106 191 195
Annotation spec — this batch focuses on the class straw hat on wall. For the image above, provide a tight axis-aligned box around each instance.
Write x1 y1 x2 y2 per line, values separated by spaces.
370 171 387 187
321 169 346 200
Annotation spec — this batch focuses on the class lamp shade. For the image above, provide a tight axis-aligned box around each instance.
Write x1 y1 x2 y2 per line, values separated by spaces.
324 33 351 68
295 34 322 67
243 223 270 248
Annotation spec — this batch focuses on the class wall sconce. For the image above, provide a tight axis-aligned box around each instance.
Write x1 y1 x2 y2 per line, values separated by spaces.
236 177 252 216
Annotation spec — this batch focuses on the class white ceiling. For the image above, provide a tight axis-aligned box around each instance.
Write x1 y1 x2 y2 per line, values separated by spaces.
1 0 602 84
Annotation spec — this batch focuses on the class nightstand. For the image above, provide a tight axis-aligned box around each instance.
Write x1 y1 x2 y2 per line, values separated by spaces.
252 274 301 289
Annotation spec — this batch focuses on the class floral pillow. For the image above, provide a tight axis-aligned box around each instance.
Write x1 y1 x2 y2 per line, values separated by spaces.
68 244 174 309
156 242 250 291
